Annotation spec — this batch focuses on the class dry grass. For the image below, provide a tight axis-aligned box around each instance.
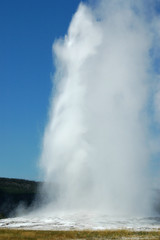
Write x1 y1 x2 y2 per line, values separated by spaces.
0 229 160 240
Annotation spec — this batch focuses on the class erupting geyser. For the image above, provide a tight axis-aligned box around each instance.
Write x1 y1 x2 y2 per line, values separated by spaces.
39 0 160 216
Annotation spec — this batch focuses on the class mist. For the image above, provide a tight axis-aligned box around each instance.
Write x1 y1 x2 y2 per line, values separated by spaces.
39 0 160 216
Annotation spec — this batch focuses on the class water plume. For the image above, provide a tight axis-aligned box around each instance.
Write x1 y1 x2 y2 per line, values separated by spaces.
39 0 160 216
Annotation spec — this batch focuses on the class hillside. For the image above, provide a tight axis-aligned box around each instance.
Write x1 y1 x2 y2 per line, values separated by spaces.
0 177 160 219
0 177 40 218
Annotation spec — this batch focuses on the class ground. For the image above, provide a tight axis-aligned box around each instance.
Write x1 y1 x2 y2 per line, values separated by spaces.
0 229 160 240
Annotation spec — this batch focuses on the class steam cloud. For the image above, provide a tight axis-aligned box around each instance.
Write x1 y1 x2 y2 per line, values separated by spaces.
39 0 160 216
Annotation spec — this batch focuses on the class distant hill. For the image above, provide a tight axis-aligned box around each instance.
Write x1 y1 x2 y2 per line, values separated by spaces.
154 189 160 214
0 177 41 218
0 177 160 219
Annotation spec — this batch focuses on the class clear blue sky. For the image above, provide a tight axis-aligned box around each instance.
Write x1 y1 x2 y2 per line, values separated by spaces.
0 0 85 180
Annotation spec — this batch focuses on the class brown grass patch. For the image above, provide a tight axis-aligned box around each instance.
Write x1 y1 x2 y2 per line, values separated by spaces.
0 229 159 240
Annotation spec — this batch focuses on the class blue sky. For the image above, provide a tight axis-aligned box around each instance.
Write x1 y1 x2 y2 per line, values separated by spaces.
0 0 84 180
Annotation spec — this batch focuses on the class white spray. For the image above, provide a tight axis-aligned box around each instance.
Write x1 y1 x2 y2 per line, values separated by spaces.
39 0 160 216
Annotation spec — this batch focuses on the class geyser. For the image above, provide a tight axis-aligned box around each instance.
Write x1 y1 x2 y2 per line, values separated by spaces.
39 0 160 216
